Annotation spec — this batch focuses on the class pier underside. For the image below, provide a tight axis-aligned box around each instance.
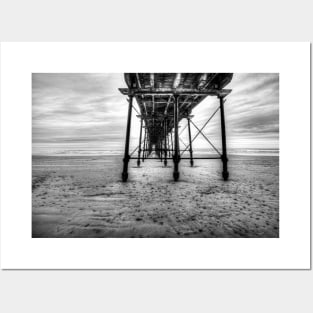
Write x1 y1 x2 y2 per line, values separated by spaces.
119 73 233 181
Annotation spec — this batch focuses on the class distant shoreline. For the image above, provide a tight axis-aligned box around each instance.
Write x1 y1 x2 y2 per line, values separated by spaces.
32 153 279 158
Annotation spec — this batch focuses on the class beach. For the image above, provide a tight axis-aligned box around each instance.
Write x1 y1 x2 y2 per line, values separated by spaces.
32 154 279 238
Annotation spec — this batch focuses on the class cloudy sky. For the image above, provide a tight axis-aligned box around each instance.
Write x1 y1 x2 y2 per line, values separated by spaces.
32 73 279 155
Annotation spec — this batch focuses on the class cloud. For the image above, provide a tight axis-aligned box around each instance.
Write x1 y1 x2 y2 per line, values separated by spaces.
187 73 279 149
32 73 129 147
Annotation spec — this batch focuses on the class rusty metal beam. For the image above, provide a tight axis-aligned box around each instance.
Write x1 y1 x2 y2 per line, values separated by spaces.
119 87 231 97
164 95 172 115
150 73 155 88
199 73 218 90
173 73 182 89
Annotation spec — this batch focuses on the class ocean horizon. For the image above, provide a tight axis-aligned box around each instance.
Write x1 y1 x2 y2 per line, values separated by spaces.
32 147 279 157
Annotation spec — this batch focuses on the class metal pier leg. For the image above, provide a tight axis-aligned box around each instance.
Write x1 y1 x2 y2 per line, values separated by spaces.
170 130 173 158
159 143 161 159
137 118 143 167
164 120 167 166
187 117 194 167
219 96 229 181
173 95 180 181
145 133 148 159
160 122 163 162
164 139 167 166
142 128 146 162
122 96 133 182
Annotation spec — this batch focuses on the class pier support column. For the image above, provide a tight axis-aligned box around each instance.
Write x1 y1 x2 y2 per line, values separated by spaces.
142 127 146 162
219 96 229 181
164 120 168 166
137 118 143 167
187 117 194 167
170 130 173 158
145 132 148 160
173 95 180 181
122 95 133 182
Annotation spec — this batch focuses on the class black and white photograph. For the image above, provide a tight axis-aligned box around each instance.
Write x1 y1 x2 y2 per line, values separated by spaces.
1 1 313 312
32 72 279 238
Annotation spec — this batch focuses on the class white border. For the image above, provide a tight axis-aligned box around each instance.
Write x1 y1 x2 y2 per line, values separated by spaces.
0 42 310 269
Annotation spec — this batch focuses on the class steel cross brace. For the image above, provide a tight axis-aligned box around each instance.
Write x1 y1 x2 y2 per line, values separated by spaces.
181 106 221 156
189 119 221 156
130 145 139 157
179 137 188 149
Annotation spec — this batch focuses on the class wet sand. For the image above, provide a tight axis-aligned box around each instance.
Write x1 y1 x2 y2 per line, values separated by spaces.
32 154 279 238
